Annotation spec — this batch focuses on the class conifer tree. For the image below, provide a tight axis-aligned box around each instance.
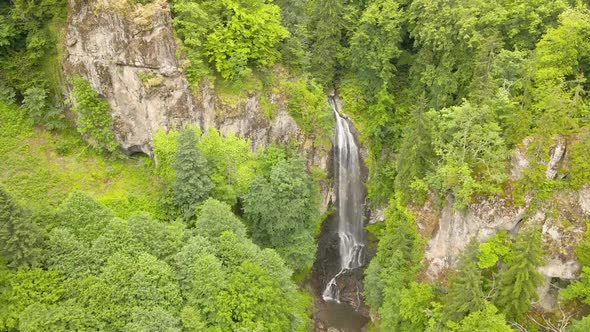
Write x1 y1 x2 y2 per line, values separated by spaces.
172 128 213 218
364 198 423 330
0 187 43 268
395 97 434 204
308 0 343 87
443 238 486 323
494 228 544 322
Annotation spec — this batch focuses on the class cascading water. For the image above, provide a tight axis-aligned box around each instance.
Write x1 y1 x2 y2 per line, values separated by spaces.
322 97 366 303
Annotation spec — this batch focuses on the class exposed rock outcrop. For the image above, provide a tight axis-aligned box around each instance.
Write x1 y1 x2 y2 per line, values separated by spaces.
422 196 527 278
579 186 590 216
419 137 586 311
62 0 334 210
63 0 196 156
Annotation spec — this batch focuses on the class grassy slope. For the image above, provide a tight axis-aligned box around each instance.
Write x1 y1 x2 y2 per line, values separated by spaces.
0 102 163 218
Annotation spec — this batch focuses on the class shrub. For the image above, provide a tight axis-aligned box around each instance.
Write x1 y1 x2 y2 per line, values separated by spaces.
70 77 118 153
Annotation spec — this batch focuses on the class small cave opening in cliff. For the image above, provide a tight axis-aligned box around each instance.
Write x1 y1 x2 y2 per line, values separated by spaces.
127 152 152 165
123 144 153 161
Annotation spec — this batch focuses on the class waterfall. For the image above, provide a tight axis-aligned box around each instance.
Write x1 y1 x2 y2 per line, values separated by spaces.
322 97 365 303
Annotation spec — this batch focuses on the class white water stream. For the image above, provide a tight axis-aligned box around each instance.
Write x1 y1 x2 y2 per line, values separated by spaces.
322 97 365 302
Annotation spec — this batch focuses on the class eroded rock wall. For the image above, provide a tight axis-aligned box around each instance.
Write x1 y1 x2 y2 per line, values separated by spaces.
417 137 587 310
63 0 196 156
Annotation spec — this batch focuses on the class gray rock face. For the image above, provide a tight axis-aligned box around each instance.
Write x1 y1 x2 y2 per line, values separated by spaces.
63 0 196 156
196 82 308 151
545 136 566 180
510 137 532 180
421 137 586 310
579 186 590 216
62 0 334 210
423 197 526 279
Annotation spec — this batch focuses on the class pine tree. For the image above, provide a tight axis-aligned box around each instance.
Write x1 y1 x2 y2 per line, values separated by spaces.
443 238 486 323
172 128 213 219
395 96 434 204
494 228 544 322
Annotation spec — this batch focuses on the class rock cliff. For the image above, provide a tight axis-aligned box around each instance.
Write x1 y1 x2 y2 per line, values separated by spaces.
63 0 196 156
418 136 588 310
62 0 333 210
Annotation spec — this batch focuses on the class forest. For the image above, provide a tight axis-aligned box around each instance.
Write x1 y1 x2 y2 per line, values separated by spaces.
1 0 590 331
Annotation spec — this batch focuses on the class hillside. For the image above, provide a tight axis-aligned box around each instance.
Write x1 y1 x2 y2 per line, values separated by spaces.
1 0 590 331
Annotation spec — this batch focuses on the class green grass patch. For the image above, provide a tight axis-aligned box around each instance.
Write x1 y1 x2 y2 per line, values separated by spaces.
0 102 163 218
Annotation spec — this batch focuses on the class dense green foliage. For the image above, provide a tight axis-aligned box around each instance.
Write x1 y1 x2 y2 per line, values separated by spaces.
0 102 163 216
319 0 589 209
0 188 43 268
0 98 324 330
493 229 544 321
244 158 320 271
427 101 507 209
22 86 64 130
70 77 118 153
171 0 289 82
283 78 334 144
451 302 511 332
0 0 66 126
443 240 486 323
562 223 590 328
3 0 590 329
197 129 256 206
0 172 310 331
171 128 213 218
363 198 424 330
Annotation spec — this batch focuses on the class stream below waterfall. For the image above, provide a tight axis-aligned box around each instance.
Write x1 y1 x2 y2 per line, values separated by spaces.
316 301 369 332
